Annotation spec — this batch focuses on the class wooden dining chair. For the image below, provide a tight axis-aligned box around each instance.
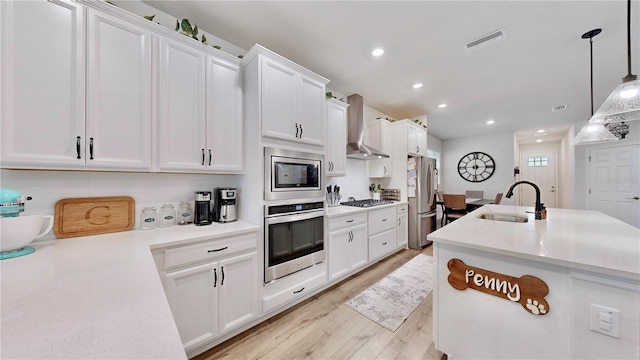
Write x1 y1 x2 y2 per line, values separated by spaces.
443 194 467 224
465 190 483 199
493 193 503 205
436 191 446 226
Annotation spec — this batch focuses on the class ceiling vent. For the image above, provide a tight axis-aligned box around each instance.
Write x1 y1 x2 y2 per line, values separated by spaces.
465 29 506 51
551 105 568 112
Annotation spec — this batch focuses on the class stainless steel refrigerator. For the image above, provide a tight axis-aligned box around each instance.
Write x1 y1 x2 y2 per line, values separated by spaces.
408 157 437 249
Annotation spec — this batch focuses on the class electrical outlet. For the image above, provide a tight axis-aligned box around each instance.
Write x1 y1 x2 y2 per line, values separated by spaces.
589 303 620 338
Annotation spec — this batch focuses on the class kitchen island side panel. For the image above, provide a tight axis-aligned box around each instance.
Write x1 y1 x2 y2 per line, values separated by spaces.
435 243 570 359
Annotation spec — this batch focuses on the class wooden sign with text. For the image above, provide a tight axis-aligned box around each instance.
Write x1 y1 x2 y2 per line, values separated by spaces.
447 258 549 315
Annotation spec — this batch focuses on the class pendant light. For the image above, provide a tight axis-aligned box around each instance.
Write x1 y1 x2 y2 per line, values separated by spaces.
588 0 640 124
572 29 618 145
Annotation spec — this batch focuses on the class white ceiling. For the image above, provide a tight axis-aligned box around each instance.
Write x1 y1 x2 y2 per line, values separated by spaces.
140 0 640 144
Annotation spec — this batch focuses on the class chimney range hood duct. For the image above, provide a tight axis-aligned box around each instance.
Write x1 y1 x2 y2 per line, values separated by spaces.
346 94 390 160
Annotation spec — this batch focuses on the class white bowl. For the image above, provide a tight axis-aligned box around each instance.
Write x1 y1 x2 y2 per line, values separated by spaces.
0 214 53 252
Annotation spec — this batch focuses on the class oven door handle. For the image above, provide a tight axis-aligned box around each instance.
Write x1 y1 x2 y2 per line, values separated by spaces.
265 210 324 225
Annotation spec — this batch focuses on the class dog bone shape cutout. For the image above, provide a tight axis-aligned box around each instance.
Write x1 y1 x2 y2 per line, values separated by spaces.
447 258 550 316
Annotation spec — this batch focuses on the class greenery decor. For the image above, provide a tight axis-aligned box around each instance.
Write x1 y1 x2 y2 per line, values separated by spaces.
145 15 246 59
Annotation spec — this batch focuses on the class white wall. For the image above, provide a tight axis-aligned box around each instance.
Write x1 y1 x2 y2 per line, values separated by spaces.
0 169 243 239
441 131 516 205
559 126 576 209
572 120 640 210
427 133 443 155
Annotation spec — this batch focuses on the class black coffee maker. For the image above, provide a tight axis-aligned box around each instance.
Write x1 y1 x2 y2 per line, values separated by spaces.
193 191 212 226
213 188 237 223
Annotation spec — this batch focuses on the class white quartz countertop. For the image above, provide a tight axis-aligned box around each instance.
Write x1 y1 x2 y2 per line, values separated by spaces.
428 205 640 280
324 201 408 218
0 220 260 360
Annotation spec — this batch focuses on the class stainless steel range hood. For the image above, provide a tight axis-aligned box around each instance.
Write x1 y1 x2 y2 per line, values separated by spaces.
346 94 389 159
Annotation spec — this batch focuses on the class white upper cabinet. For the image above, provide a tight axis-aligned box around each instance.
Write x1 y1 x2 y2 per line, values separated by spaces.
206 56 243 173
298 76 325 146
2 1 242 174
155 31 243 173
406 121 427 157
1 0 86 168
157 38 207 171
243 44 329 148
368 119 393 178
325 99 348 176
85 9 153 170
261 58 298 142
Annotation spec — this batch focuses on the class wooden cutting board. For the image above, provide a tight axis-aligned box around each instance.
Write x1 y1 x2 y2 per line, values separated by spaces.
54 196 135 238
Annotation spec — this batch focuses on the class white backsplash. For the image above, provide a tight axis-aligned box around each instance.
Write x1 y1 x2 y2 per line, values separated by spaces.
327 158 375 201
0 169 241 236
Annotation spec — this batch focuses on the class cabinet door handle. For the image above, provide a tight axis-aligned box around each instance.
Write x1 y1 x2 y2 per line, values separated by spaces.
346 219 354 223
220 266 225 286
295 123 299 138
207 246 228 253
399 218 401 225
208 149 212 166
201 149 205 165
76 136 81 159
628 196 640 200
213 268 218 287
384 166 386 174
417 146 420 153
299 125 303 138
89 137 94 160
293 287 305 294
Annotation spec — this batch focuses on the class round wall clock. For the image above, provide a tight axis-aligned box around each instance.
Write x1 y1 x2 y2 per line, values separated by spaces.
457 152 495 182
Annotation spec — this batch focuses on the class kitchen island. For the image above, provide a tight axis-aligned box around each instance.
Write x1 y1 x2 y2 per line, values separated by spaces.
428 205 640 359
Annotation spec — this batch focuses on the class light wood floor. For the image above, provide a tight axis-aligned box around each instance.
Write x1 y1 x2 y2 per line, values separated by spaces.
194 246 445 360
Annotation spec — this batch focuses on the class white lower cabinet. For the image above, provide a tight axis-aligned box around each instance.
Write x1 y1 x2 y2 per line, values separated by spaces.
160 232 258 353
328 223 368 281
397 205 408 249
368 207 397 261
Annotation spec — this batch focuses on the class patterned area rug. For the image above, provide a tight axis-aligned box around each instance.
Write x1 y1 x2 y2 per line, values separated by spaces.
346 253 435 332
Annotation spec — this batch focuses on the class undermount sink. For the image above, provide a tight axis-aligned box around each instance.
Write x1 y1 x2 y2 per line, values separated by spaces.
478 213 529 223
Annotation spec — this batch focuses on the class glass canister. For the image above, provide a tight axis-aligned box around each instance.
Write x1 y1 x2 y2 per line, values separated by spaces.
140 207 158 230
159 204 176 227
177 202 193 225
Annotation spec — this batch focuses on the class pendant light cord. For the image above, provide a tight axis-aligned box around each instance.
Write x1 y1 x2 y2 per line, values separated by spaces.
627 0 631 76
590 35 594 115
624 0 637 81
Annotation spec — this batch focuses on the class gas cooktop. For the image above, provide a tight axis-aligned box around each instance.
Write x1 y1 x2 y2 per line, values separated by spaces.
340 199 393 208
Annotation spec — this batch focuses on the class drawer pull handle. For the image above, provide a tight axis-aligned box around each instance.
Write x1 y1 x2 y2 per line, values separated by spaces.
213 268 218 287
293 287 305 294
381 218 387 222
207 246 228 253
382 242 388 246
346 219 354 223
76 136 81 159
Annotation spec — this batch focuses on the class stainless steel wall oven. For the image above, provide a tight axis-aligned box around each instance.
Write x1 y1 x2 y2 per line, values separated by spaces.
264 147 323 201
264 201 324 283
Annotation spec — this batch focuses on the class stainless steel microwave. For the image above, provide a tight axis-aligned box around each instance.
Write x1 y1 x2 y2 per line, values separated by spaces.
264 147 324 201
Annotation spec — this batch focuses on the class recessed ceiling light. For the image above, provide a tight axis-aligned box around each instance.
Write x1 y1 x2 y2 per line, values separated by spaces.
438 103 447 108
536 139 542 143
486 120 495 125
413 83 423 89
372 48 384 57
537 129 545 133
